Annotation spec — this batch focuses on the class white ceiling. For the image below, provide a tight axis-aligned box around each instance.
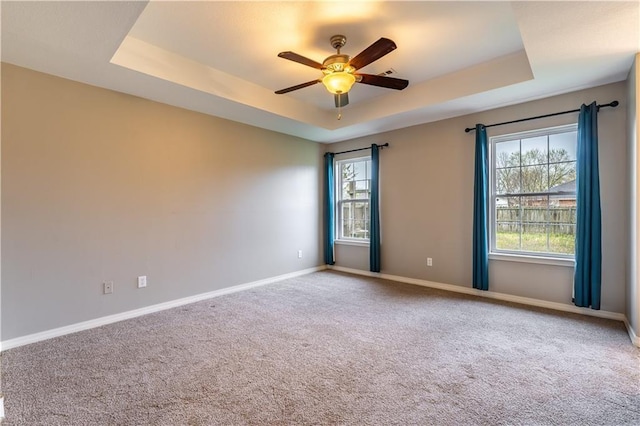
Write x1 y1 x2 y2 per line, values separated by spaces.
2 1 639 143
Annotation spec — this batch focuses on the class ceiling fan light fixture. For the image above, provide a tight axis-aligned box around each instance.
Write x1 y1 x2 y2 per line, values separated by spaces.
322 71 356 94
276 35 408 103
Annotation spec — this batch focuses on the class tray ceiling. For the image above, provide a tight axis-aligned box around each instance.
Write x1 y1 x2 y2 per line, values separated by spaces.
2 1 639 143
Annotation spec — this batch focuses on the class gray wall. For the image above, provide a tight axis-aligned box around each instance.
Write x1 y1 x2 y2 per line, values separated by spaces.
1 64 324 340
627 54 639 335
1 62 632 343
328 82 628 314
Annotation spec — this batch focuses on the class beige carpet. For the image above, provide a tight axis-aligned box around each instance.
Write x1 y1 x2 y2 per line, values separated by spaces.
2 271 639 425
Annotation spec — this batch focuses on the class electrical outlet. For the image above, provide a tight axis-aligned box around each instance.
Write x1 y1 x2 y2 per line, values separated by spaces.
137 276 147 288
298 250 303 259
427 258 433 267
103 281 114 294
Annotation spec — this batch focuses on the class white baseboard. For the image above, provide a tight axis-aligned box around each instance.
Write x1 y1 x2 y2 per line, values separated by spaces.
329 266 634 342
623 318 640 347
1 266 327 352
4 264 637 350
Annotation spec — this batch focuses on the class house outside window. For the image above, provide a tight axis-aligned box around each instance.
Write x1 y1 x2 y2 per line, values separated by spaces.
490 124 577 260
336 157 371 243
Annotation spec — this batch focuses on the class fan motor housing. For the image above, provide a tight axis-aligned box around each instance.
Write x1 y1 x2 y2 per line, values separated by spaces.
322 54 354 74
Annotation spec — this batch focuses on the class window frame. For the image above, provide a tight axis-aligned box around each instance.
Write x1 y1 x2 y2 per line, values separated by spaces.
488 123 577 266
335 156 372 246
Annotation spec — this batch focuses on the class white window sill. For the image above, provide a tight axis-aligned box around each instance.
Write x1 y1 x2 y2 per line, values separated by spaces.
489 252 575 267
335 239 370 247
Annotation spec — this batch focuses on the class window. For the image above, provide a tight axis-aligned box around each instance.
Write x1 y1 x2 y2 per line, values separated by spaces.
490 124 577 259
336 157 371 242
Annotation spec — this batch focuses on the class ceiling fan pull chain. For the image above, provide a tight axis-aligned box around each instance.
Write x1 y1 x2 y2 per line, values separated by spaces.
337 103 342 120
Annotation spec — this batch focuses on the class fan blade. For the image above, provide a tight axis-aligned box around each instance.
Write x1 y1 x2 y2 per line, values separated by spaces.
277 51 324 69
275 80 321 94
348 38 397 70
356 74 409 90
334 93 349 108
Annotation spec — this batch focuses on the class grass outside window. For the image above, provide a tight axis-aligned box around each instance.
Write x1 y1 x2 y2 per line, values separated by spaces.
496 231 575 255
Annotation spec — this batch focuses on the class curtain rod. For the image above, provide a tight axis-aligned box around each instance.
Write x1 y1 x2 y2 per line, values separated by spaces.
329 142 389 155
464 101 619 133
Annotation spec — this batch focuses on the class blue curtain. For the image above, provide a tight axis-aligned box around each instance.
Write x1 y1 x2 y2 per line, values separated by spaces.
370 144 381 272
473 124 489 291
324 153 335 265
574 102 601 309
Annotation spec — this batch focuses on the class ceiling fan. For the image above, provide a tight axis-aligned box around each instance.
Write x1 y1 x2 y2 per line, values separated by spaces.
275 35 409 109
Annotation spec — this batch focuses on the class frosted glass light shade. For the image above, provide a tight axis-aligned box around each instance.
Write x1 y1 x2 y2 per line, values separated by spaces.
322 72 356 94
